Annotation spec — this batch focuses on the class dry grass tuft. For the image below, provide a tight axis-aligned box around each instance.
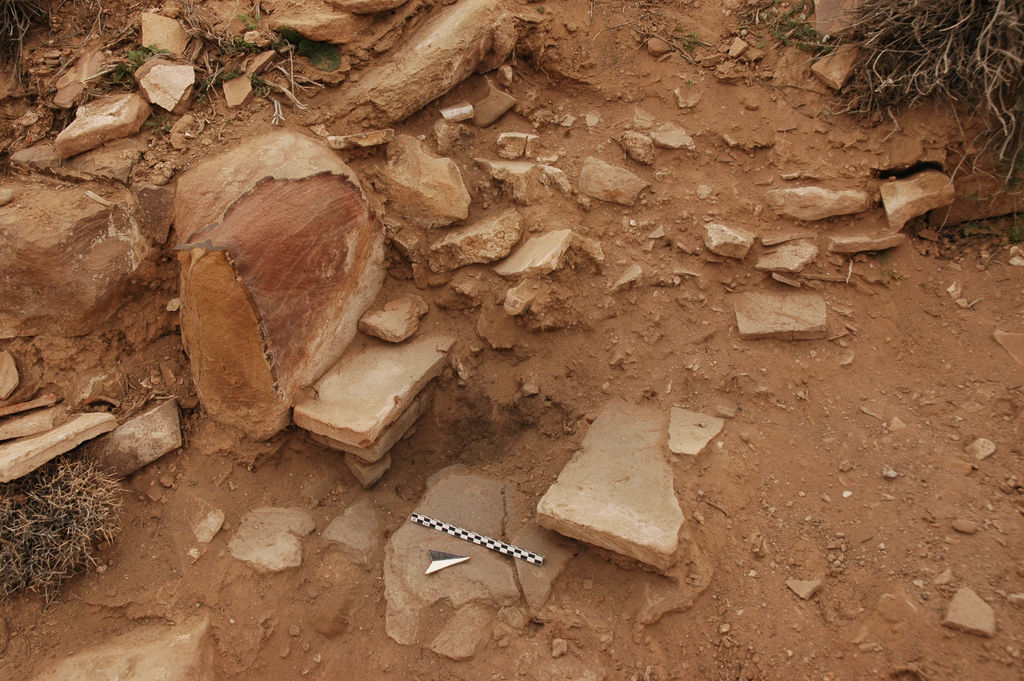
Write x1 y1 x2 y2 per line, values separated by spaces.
0 457 122 601
0 0 47 61
841 0 1024 180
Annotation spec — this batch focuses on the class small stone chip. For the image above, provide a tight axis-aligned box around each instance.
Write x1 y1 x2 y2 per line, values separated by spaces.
786 578 822 600
942 587 996 637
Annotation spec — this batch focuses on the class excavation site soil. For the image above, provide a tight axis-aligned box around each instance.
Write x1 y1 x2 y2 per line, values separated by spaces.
1 1 1022 680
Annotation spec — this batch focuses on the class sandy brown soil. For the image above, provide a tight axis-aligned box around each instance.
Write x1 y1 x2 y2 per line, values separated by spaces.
1 1 1022 680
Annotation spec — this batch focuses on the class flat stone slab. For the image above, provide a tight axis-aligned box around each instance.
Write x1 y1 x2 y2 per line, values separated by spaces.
493 230 573 277
993 329 1024 365
786 578 823 600
344 452 392 488
357 295 428 343
0 412 116 482
704 223 755 260
86 399 181 477
880 170 955 230
312 393 428 463
30 617 210 681
578 157 648 205
0 350 17 399
942 587 996 637
765 186 872 221
323 498 383 567
54 93 151 159
384 470 519 645
0 407 57 442
428 208 523 273
536 399 684 572
755 240 819 272
513 522 576 612
293 334 454 448
827 233 905 253
668 408 724 456
228 507 315 573
733 291 827 340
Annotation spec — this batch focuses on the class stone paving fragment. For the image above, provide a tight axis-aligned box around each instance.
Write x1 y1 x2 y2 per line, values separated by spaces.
733 291 827 340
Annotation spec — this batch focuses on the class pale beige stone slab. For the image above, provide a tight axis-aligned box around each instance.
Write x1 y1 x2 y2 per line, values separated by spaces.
0 407 58 442
733 291 827 340
668 408 724 456
310 393 428 463
0 412 116 482
493 230 573 277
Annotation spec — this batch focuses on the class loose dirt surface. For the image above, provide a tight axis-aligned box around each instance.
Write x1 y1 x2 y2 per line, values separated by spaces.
1 1 1022 680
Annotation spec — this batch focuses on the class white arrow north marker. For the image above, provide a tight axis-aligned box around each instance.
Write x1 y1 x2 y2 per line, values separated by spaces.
425 549 470 575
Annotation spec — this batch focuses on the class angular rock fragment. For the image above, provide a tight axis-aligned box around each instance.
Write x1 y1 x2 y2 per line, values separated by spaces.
430 603 493 660
131 182 176 244
537 399 684 572
228 507 315 572
384 135 471 228
668 408 724 456
358 295 429 343
0 413 116 483
9 143 60 169
0 350 17 399
327 128 395 149
384 470 519 645
704 223 755 259
222 75 253 108
811 45 859 90
0 182 151 338
578 157 648 205
54 93 152 159
345 451 392 488
323 498 383 567
942 587 996 637
965 438 996 461
993 329 1024 366
0 407 57 441
786 578 823 600
493 230 573 277
53 50 105 108
473 84 516 127
497 132 539 159
620 131 655 165
765 186 872 221
66 138 146 184
428 208 523 272
140 13 189 55
827 233 905 253
880 170 955 230
650 122 695 150
755 240 819 272
332 0 409 13
338 0 514 125
293 334 454 448
611 263 643 291
86 399 181 477
733 291 827 340
175 131 384 439
504 279 540 315
135 60 194 113
513 522 576 612
29 617 211 681
635 532 713 625
264 1 370 44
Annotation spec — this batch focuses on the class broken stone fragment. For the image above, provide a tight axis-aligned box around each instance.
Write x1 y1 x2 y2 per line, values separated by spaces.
331 0 409 13
512 522 576 612
53 49 105 108
54 93 152 159
134 60 194 113
496 132 539 159
131 182 176 244
85 399 181 477
493 230 574 277
704 222 755 259
728 37 748 58
327 128 395 149
323 498 384 567
0 181 151 338
9 143 60 169
428 208 523 272
765 186 873 221
384 470 519 645
66 137 146 184
668 408 724 456
345 451 392 488
578 156 648 205
312 392 427 463
880 170 955 230
0 350 18 400
473 83 517 127
504 279 540 315
993 329 1024 365
942 587 996 637
229 507 315 573
384 135 471 228
620 131 655 165
264 1 370 44
0 407 57 442
430 603 493 660
755 240 819 272
293 334 454 449
811 45 859 90
338 0 514 125
176 131 384 440
441 103 475 122
358 295 429 343
650 122 695 150
537 399 684 572
733 291 827 340
140 13 189 54
827 233 905 254
29 617 211 681
475 159 560 205
646 37 672 57
786 578 823 600
964 437 996 461
222 75 253 108
611 263 643 291
0 412 117 483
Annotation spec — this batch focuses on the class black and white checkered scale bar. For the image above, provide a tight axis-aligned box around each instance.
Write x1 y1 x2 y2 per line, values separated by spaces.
410 513 545 566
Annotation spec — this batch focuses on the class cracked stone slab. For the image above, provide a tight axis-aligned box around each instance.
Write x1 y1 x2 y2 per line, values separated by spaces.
228 507 315 573
733 291 827 340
